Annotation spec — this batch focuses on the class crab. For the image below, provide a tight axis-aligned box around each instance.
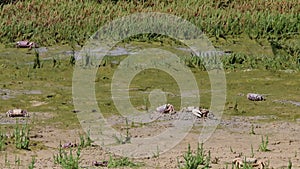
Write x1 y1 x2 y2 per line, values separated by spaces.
61 142 78 148
6 109 29 117
16 40 38 49
156 103 175 113
92 160 108 167
232 157 265 169
247 93 265 101
191 108 209 118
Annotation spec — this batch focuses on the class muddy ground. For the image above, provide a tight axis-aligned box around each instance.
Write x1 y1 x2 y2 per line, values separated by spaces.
0 110 299 169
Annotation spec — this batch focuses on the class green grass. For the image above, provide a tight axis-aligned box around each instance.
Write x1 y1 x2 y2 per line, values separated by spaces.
179 143 210 169
0 41 300 124
288 159 292 169
53 143 81 169
14 120 30 150
108 156 143 168
79 129 93 148
259 136 270 152
0 33 299 167
0 129 6 151
0 0 299 46
28 156 35 169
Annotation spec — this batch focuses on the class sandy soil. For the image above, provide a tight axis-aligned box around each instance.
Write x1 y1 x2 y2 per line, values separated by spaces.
0 111 299 169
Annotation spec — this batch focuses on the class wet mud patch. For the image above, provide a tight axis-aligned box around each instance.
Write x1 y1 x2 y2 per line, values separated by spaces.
0 88 42 100
106 110 217 140
30 100 47 107
273 100 300 107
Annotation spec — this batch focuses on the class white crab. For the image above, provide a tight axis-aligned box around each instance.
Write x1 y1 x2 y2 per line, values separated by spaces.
6 109 29 117
192 108 209 118
232 157 265 169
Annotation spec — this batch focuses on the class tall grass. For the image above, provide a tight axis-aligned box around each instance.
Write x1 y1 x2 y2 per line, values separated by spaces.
14 121 30 150
107 156 143 168
0 0 299 46
179 143 210 169
53 142 81 169
0 129 6 151
184 51 300 71
259 136 270 152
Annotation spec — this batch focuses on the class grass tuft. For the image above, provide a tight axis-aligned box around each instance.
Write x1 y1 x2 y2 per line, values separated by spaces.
179 143 210 169
14 120 30 150
108 156 143 168
259 135 270 152
53 143 81 169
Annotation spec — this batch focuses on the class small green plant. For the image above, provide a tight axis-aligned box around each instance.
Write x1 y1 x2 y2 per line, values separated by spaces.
112 134 123 144
265 159 270 168
28 156 35 169
0 129 6 151
143 96 148 111
113 119 131 144
79 129 93 148
52 57 57 68
131 121 135 128
242 157 254 169
33 50 41 69
107 156 142 168
125 118 131 143
250 144 254 158
288 159 292 169
5 152 10 168
179 143 210 169
224 163 228 169
259 136 269 152
234 99 238 113
14 121 30 150
152 145 160 158
14 155 21 167
54 143 81 169
69 45 76 66
249 125 255 135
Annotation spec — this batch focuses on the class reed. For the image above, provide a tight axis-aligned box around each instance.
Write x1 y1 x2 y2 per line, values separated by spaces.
0 0 298 45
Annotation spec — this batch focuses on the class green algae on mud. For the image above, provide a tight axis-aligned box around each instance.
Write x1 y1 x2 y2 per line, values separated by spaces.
225 70 300 121
0 41 300 125
0 41 299 169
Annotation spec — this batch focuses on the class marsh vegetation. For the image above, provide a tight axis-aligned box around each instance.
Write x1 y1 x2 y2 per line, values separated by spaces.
0 0 299 168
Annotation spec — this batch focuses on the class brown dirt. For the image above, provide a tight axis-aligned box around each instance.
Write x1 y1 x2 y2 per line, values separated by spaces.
0 113 299 169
